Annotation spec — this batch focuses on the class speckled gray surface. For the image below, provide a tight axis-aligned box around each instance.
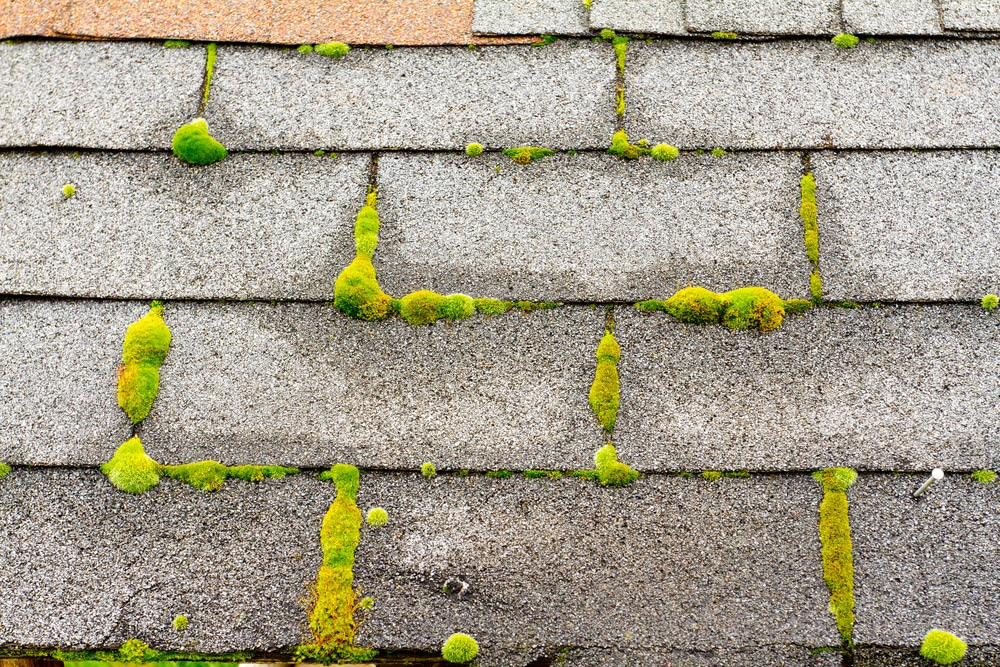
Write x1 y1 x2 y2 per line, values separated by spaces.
941 0 1000 31
0 151 369 300
852 474 1000 646
627 40 1000 149
0 298 137 466
812 150 1000 302
139 302 605 470
0 40 203 150
354 473 838 657
472 0 591 35
842 0 944 34
375 152 811 302
855 647 1000 666
589 0 687 34
0 468 325 652
684 0 840 35
205 42 616 151
613 305 1000 472
561 646 843 666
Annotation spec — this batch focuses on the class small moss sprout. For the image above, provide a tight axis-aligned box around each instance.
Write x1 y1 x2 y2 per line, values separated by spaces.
366 507 388 526
172 118 228 165
442 633 479 663
920 630 967 665
422 462 437 479
832 33 860 49
982 294 998 310
203 43 217 105
466 142 483 156
62 183 75 198
173 615 188 631
316 42 350 58
712 31 738 40
971 470 996 484
359 597 375 610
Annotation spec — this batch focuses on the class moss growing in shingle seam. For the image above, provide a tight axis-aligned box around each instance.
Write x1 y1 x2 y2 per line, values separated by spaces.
637 286 788 332
297 464 377 664
832 34 860 49
612 35 628 74
651 144 679 161
594 444 639 486
316 42 351 58
118 301 171 424
0 462 11 481
971 470 997 484
442 633 479 663
101 438 162 493
524 470 562 479
421 462 437 479
813 467 857 643
172 119 228 166
366 507 388 526
202 43 217 106
503 146 556 164
615 87 625 117
164 40 190 48
589 331 620 432
532 35 559 47
920 630 967 665
983 294 999 310
474 298 511 315
298 44 314 53
465 143 483 156
712 31 738 40
334 191 396 321
801 173 820 265
810 270 824 303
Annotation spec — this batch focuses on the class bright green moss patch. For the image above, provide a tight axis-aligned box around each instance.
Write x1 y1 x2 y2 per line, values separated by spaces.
173 615 188 632
63 183 76 198
599 29 615 40
366 507 388 526
983 294 999 310
608 129 650 160
920 630 967 665
594 444 639 487
297 464 376 664
712 31 738 39
702 471 723 481
513 300 560 313
0 462 10 480
118 301 171 424
202 43 216 106
524 470 562 479
971 470 997 484
615 86 625 117
613 35 628 73
651 144 679 161
172 119 227 166
532 34 559 47
164 40 190 48
422 462 437 478
711 148 725 157
814 467 857 643
701 470 749 481
782 298 813 315
315 42 350 58
335 256 394 321
589 332 621 432
442 633 479 663
640 286 787 332
101 438 162 493
503 146 556 164
832 33 860 49
119 640 150 664
298 44 314 53
810 270 824 302
441 293 476 320
474 298 511 315
465 143 483 156
162 461 298 491
399 290 446 325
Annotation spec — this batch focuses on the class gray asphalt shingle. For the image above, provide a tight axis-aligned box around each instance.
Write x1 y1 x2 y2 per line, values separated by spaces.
613 305 1000 472
812 150 1000 302
627 39 1000 149
375 152 811 303
471 0 591 35
205 41 617 150
0 40 204 149
683 0 840 35
842 0 944 35
589 0 687 34
0 151 369 300
941 0 1000 31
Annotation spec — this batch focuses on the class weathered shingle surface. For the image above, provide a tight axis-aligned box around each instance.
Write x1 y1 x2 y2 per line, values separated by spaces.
472 0 590 35
205 42 616 150
0 152 369 300
940 0 1000 31
683 0 840 35
0 41 204 150
588 0 686 34
375 152 811 302
841 0 943 35
0 0 66 38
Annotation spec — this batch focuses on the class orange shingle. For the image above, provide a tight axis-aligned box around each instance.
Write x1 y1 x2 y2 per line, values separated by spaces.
0 0 68 38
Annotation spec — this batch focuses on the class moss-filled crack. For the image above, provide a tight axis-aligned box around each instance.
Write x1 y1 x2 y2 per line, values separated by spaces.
607 130 678 161
200 42 217 110
118 301 171 424
800 168 824 303
814 467 857 646
637 286 811 332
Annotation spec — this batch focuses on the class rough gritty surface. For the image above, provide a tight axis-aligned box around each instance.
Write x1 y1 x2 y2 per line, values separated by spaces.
684 0 840 35
375 152 811 302
855 647 1000 666
613 305 1000 472
627 39 1000 149
139 303 605 470
812 150 1000 302
0 40 204 150
205 42 616 151
472 0 590 35
561 647 842 666
842 0 944 34
0 0 66 37
0 468 324 652
354 473 838 657
0 151 369 300
589 0 687 34
0 299 137 466
852 474 1000 645
941 0 1000 31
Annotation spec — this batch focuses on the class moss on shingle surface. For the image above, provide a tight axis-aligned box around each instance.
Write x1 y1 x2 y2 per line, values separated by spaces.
503 146 556 164
814 468 857 643
315 42 350 58
442 633 479 663
638 286 788 332
172 119 227 166
101 437 162 494
118 301 171 424
920 630 967 665
589 332 621 432
594 444 638 486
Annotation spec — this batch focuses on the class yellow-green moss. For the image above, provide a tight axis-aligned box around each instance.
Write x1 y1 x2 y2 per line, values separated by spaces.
832 33 860 49
810 270 824 303
118 301 171 424
645 286 787 332
613 36 628 73
119 640 150 664
441 293 476 320
650 144 679 161
465 143 484 156
63 183 76 198
172 615 188 632
524 469 562 479
503 146 556 164
399 290 446 325
474 298 511 315
315 42 350 58
589 332 621 432
813 467 857 643
164 40 190 48
801 173 820 267
421 462 437 478
608 129 651 160
712 31 738 40
701 471 723 481
298 44 314 54
366 507 388 526
971 470 997 484
202 43 216 106
982 294 999 310
162 461 298 491
615 86 625 117
442 633 479 663
594 444 639 486
101 438 162 493
0 462 12 480
297 464 376 664
334 192 396 321
920 630 967 665
172 119 227 166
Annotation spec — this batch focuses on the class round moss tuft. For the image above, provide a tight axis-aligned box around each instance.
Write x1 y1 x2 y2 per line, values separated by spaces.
359 597 375 610
441 294 476 320
971 470 997 484
324 463 360 500
315 42 350 58
702 471 723 482
721 287 784 332
400 290 446 325
650 144 679 161
920 630 967 665
595 331 621 363
465 143 484 157
832 33 860 49
298 44 314 53
101 437 162 494
172 119 228 165
366 507 388 526
711 147 725 157
599 29 616 40
119 639 150 664
62 183 75 198
442 633 479 663
982 294 999 310
173 615 188 631
664 286 729 324
334 256 393 321
422 462 437 479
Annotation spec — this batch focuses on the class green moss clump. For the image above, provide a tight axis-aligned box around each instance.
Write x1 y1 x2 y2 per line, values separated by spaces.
650 144 679 161
465 143 483 156
810 270 824 302
712 31 738 39
441 294 475 320
608 130 651 160
366 507 388 526
399 290 446 325
63 183 75 198
359 597 374 610
971 470 997 484
164 40 190 48
335 256 394 321
782 298 813 315
532 34 558 47
171 119 227 166
422 462 437 479
589 332 621 432
442 633 479 663
298 44 314 53
814 468 857 642
832 33 860 49
0 462 10 480
173 615 188 631
512 300 560 313
711 148 725 157
613 35 628 73
641 286 787 331
702 471 723 481
524 470 562 479
721 287 785 331
594 444 639 487
118 301 172 424
315 42 350 58
920 630 967 665
474 298 511 315
119 640 150 664
599 29 615 40
203 43 217 105
801 173 819 264
982 294 999 310
486 470 512 478
160 461 298 491
503 146 556 164
663 286 730 324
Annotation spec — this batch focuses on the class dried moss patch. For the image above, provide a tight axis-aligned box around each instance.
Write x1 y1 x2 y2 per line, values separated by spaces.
814 467 857 643
118 302 171 424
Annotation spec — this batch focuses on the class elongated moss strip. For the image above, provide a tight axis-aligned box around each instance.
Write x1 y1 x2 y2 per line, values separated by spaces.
814 467 857 643
636 285 808 332
801 173 823 303
118 301 171 424
202 43 217 106
589 332 620 432
296 464 377 663
503 146 556 164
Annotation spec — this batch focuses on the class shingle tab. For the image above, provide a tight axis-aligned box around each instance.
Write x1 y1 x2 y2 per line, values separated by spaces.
812 151 1000 302
627 40 1000 149
139 303 605 470
0 0 65 38
852 475 1000 646
613 305 1000 472
0 299 137 466
0 151 370 300
589 0 687 34
472 0 591 35
842 0 944 35
0 40 204 149
375 152 811 302
684 0 840 35
205 42 616 150
941 0 1000 32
